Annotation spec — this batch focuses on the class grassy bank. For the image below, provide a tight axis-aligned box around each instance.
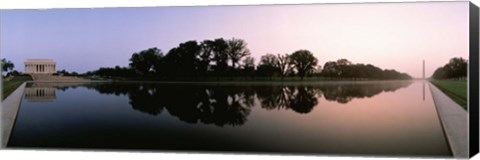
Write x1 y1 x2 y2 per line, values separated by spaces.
2 75 32 100
430 79 467 110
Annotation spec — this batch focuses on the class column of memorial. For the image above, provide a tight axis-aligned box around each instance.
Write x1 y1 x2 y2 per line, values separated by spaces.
26 63 58 74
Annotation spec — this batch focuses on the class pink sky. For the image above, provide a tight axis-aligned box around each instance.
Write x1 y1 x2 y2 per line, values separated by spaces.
1 2 469 78
231 2 469 78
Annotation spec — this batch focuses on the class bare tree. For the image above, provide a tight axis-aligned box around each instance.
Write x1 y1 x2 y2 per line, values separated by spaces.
276 53 291 80
227 38 250 69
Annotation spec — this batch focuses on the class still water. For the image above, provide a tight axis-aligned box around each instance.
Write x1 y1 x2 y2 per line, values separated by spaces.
8 80 451 157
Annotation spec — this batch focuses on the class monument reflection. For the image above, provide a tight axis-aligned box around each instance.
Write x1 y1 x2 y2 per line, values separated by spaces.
24 83 57 102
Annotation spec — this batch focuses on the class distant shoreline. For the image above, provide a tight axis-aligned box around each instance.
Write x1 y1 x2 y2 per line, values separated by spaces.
85 76 414 82
33 77 417 85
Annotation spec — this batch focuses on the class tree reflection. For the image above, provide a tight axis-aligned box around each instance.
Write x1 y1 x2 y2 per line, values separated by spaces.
320 81 412 103
196 86 253 126
287 86 318 114
256 85 318 114
256 85 290 110
63 81 412 127
129 84 165 115
82 83 254 127
84 83 165 115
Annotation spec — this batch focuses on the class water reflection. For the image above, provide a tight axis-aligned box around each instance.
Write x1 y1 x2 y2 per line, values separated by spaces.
256 86 319 114
84 84 255 126
32 81 412 127
423 81 426 101
13 81 453 156
320 82 413 104
24 82 92 102
24 87 56 102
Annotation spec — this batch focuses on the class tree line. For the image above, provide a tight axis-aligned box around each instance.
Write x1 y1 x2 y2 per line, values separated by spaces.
84 37 411 80
431 57 467 79
1 58 17 77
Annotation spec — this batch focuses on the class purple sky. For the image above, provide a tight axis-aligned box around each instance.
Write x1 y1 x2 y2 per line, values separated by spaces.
0 2 469 78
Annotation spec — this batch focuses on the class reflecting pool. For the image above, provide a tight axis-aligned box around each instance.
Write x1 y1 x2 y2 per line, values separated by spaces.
8 80 451 157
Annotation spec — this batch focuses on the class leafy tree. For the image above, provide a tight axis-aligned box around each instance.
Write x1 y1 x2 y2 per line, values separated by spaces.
322 59 352 77
444 57 467 78
432 57 467 79
129 48 163 76
198 40 215 75
364 64 383 79
322 61 339 77
259 54 278 67
336 58 352 66
212 38 229 75
313 65 323 76
163 41 202 77
6 70 21 77
57 69 68 75
1 58 14 73
241 56 256 77
226 38 250 69
257 54 280 78
289 50 318 80
335 59 352 77
321 59 410 80
94 66 136 78
242 56 255 69
432 67 446 79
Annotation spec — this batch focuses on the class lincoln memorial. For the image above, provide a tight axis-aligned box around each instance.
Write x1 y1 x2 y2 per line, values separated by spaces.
24 59 56 74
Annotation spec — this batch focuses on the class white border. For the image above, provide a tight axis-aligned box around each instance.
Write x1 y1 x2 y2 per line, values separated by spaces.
0 0 478 160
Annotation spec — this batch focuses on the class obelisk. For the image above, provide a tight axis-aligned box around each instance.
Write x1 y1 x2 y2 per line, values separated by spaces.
423 60 425 79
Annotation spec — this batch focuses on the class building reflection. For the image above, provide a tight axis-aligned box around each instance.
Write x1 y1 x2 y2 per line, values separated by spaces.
23 82 90 102
25 87 56 102
423 81 425 101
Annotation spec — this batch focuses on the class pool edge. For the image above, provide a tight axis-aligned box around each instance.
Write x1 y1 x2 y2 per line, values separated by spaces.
428 82 468 158
1 82 27 148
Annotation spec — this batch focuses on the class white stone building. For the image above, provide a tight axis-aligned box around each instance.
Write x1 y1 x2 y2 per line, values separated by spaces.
24 59 56 74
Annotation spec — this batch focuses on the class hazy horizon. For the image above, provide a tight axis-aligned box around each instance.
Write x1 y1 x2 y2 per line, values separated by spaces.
0 2 469 78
